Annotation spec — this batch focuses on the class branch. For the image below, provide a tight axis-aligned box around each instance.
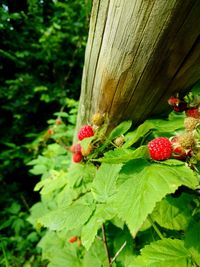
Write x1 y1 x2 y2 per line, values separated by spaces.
102 224 112 267
111 241 127 263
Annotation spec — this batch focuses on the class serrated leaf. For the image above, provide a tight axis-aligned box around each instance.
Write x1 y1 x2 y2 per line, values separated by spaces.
28 202 49 228
67 163 96 188
108 121 132 140
29 164 48 175
81 203 116 250
38 231 82 267
128 238 191 267
151 193 194 230
123 121 154 148
113 161 198 236
92 163 123 203
39 202 95 231
97 146 148 163
185 221 200 265
34 171 67 195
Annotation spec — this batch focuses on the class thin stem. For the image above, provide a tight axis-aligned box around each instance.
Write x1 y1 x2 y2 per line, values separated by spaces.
1 242 9 267
148 215 164 240
102 224 112 267
111 241 127 263
20 194 29 210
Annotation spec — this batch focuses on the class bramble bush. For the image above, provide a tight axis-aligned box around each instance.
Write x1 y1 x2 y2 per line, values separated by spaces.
0 1 90 264
0 0 90 180
28 88 200 267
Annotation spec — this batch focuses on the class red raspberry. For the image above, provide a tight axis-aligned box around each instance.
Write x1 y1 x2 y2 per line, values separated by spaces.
148 137 172 161
185 107 200 118
173 102 187 112
168 96 180 106
70 144 81 153
78 125 94 141
72 152 83 163
68 236 78 243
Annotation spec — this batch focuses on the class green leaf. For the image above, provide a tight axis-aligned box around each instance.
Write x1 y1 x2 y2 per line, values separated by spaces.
80 136 95 150
148 117 184 133
123 121 154 148
92 163 123 203
81 203 116 250
108 121 132 140
38 231 82 267
83 239 108 267
158 159 185 166
39 202 95 231
151 193 194 231
28 202 49 228
113 161 198 236
7 203 21 214
185 221 200 266
54 111 69 118
34 86 48 92
67 163 96 188
34 171 67 195
97 146 148 163
29 164 48 175
128 238 191 267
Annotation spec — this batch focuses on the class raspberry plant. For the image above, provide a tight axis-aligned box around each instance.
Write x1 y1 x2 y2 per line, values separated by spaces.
28 90 200 267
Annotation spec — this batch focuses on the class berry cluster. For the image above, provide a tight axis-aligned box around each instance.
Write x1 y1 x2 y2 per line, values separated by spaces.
148 94 200 161
70 113 109 163
168 95 200 118
70 125 94 163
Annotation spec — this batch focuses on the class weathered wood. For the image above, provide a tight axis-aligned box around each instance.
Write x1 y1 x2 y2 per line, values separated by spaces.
76 0 200 134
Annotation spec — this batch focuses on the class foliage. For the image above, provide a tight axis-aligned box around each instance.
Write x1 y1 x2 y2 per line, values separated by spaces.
0 183 47 267
28 99 200 266
0 0 90 180
0 0 89 264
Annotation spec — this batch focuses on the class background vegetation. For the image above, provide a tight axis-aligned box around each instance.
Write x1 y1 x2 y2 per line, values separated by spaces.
0 0 91 265
1 1 200 267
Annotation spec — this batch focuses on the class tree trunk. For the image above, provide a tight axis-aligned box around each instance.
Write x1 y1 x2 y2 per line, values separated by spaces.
76 0 200 134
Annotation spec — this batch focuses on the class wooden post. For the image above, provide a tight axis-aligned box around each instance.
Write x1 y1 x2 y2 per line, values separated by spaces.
76 0 200 134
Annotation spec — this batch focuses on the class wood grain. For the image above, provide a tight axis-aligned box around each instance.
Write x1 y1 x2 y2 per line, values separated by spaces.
76 0 200 135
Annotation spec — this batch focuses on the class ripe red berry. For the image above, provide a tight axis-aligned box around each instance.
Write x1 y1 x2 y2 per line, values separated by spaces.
78 125 94 141
68 236 78 243
173 102 187 112
70 144 81 153
185 107 200 118
168 96 180 106
148 137 172 161
72 152 83 163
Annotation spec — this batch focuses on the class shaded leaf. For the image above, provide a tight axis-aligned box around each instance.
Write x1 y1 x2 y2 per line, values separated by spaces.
152 193 194 230
128 238 191 267
185 221 200 266
81 203 115 250
108 121 132 141
123 121 154 148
